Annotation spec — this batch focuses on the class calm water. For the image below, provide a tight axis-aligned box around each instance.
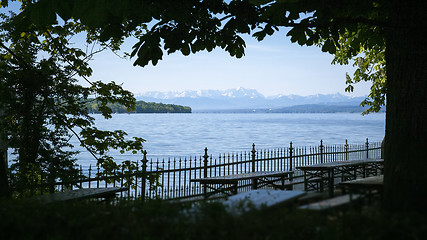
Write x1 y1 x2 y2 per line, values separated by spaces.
8 113 386 168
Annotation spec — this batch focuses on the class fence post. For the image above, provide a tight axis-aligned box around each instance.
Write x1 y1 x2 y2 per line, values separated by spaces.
96 165 100 188
345 139 349 161
320 140 324 164
289 142 293 171
365 138 369 159
88 164 92 189
251 143 257 189
288 142 294 190
203 147 209 198
251 144 256 172
79 166 83 189
141 150 148 201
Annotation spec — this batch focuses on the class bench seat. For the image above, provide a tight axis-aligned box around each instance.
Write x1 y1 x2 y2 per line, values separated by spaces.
298 194 360 211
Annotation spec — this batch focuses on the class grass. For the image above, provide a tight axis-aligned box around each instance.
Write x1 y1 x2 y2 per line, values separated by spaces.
0 198 426 240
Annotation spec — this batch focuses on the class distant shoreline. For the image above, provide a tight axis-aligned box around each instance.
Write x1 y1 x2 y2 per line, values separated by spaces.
85 103 386 114
192 104 386 114
86 100 192 114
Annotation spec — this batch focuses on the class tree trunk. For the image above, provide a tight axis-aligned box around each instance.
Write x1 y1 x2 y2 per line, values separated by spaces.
383 0 427 212
0 110 10 198
0 150 9 198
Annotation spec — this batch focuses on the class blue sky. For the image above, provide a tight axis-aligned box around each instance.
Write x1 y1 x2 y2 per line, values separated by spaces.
85 32 371 97
1 3 371 97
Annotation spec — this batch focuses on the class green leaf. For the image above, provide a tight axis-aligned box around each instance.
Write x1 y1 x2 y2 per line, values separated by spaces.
53 0 73 21
287 27 306 45
253 31 267 41
321 39 336 54
30 0 57 26
73 0 108 28
249 0 273 5
181 43 190 56
0 0 9 7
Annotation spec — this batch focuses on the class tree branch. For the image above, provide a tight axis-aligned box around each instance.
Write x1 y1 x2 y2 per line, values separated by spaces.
1 38 101 163
0 41 31 69
274 16 387 29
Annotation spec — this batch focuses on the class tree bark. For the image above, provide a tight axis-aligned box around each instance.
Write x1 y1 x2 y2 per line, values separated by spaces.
0 150 9 198
383 0 427 212
0 110 10 198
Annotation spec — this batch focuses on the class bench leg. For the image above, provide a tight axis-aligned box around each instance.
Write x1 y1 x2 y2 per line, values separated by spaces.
328 170 334 197
252 179 258 190
304 172 308 191
232 183 238 195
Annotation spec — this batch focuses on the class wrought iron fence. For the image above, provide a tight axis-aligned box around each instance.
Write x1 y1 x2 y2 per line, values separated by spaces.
22 138 383 200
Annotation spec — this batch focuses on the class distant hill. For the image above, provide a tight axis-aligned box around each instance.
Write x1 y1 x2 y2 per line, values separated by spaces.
271 104 369 113
134 87 369 111
86 100 191 113
194 104 385 113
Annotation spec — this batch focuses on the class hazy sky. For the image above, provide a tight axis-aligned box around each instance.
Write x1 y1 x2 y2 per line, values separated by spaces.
1 4 371 97
87 33 370 97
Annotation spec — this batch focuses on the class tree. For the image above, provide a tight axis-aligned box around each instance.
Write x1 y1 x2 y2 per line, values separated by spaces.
383 0 427 212
3 0 427 213
318 30 386 115
0 6 144 197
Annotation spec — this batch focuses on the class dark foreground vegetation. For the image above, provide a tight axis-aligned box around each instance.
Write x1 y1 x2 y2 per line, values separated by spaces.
1 199 426 240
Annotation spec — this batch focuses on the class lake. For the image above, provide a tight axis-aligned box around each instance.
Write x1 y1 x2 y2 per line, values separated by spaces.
74 113 385 166
7 113 386 168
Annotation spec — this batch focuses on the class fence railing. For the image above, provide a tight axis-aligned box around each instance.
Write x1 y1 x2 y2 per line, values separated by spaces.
24 139 383 200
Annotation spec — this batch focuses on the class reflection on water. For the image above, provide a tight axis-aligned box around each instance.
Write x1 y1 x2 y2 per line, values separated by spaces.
8 113 385 169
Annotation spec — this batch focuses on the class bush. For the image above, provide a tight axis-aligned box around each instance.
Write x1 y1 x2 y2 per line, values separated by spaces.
0 198 426 240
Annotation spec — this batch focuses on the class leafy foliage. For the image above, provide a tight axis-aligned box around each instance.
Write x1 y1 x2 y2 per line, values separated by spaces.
0 5 144 196
12 0 389 114
1 0 391 195
0 199 426 240
318 29 386 115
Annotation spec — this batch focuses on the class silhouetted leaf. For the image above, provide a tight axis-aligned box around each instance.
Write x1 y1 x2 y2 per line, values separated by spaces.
321 38 336 54
181 44 190 56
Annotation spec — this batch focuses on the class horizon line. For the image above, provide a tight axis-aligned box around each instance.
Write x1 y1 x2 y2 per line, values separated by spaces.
132 87 368 98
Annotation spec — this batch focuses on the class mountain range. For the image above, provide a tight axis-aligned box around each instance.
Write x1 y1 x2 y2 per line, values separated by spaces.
134 87 368 112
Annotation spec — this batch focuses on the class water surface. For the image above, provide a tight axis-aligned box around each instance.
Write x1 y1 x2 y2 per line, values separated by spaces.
7 113 386 168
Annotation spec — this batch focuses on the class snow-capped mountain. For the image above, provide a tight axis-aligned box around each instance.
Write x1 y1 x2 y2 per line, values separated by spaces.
138 87 264 100
134 88 366 111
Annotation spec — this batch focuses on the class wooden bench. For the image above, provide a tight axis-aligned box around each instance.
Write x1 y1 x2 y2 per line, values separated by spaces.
190 171 293 199
297 191 328 205
223 189 306 214
173 194 226 204
276 180 305 190
298 194 361 211
33 187 128 203
272 177 323 191
338 175 383 203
